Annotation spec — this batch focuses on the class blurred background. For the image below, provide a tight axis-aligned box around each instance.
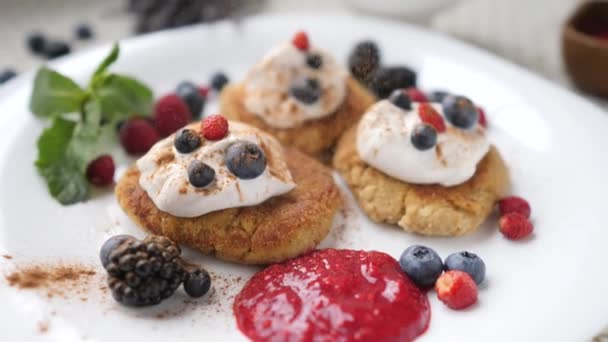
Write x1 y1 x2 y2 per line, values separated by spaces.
0 0 606 109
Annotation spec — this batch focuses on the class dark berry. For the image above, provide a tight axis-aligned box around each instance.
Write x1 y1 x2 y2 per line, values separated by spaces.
75 23 93 40
100 235 136 268
183 267 211 298
428 90 450 103
442 95 478 129
444 251 486 285
120 118 160 155
369 66 416 99
188 160 215 188
306 53 322 69
388 89 411 110
210 72 229 92
43 41 71 59
104 235 185 307
86 154 115 186
290 78 321 104
399 245 444 288
27 32 46 54
225 141 267 179
348 40 380 84
176 81 205 119
411 124 437 151
174 128 201 153
0 69 17 84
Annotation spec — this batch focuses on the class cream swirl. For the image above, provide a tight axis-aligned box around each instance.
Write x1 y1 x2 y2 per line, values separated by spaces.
137 121 295 217
243 42 348 128
356 100 489 187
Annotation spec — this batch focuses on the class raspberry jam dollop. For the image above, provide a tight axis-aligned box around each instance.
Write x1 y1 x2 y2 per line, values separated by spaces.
233 249 431 342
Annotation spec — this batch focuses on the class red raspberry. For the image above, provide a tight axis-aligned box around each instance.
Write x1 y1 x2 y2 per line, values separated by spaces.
435 270 478 310
201 114 229 140
86 154 115 186
418 103 446 133
499 213 534 240
477 106 487 128
292 31 309 51
498 196 531 218
120 118 159 155
154 94 192 137
198 86 209 98
406 87 428 102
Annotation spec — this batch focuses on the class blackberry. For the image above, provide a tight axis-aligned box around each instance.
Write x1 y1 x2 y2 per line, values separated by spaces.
369 66 417 99
75 23 94 40
102 235 186 306
348 40 381 84
27 32 46 55
43 41 71 60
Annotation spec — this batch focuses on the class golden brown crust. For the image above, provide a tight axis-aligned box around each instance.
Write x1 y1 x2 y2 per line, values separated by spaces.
220 77 376 157
333 126 510 236
116 148 342 265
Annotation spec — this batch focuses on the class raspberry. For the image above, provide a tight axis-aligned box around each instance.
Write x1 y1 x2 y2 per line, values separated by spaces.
198 86 209 98
498 196 531 218
418 103 446 133
435 270 478 310
86 155 115 186
499 213 533 240
292 31 309 51
477 106 487 128
406 87 428 102
120 118 159 155
154 94 192 137
201 114 229 140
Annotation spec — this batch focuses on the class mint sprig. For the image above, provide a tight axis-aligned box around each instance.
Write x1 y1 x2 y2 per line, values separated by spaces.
31 43 153 205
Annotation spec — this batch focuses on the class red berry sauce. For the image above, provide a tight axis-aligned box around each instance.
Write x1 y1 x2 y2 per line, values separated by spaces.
233 249 431 342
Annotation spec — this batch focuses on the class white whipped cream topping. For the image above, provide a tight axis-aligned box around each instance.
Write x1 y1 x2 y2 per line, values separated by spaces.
137 121 295 217
243 42 348 128
356 100 489 187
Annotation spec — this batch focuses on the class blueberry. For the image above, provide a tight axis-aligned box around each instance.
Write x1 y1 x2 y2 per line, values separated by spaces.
411 124 437 150
306 53 322 69
43 41 71 59
445 251 486 285
75 23 93 40
174 128 201 153
183 268 211 298
369 66 417 99
0 69 17 84
188 160 215 188
176 81 205 119
399 245 444 288
290 78 321 104
348 40 381 83
27 32 46 54
388 89 412 110
100 235 136 268
442 95 478 129
428 90 450 103
225 141 266 179
210 72 229 91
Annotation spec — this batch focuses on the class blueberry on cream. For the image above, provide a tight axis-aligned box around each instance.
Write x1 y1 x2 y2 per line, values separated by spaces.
137 120 295 217
356 94 489 186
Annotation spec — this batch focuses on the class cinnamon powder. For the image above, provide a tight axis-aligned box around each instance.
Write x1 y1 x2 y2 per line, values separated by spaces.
4 263 97 298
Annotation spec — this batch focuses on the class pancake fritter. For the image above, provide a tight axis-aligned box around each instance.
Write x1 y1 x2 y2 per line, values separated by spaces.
220 77 376 157
116 148 342 265
333 126 510 236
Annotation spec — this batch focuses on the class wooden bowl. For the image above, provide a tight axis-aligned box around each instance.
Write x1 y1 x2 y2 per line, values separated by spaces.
562 1 608 97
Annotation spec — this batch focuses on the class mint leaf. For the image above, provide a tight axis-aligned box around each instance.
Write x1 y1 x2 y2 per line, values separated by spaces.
95 74 153 120
30 67 87 117
93 43 119 79
35 117 90 204
35 99 103 205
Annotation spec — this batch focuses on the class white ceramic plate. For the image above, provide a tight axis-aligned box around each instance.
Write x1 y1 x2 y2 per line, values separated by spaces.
1 13 607 342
